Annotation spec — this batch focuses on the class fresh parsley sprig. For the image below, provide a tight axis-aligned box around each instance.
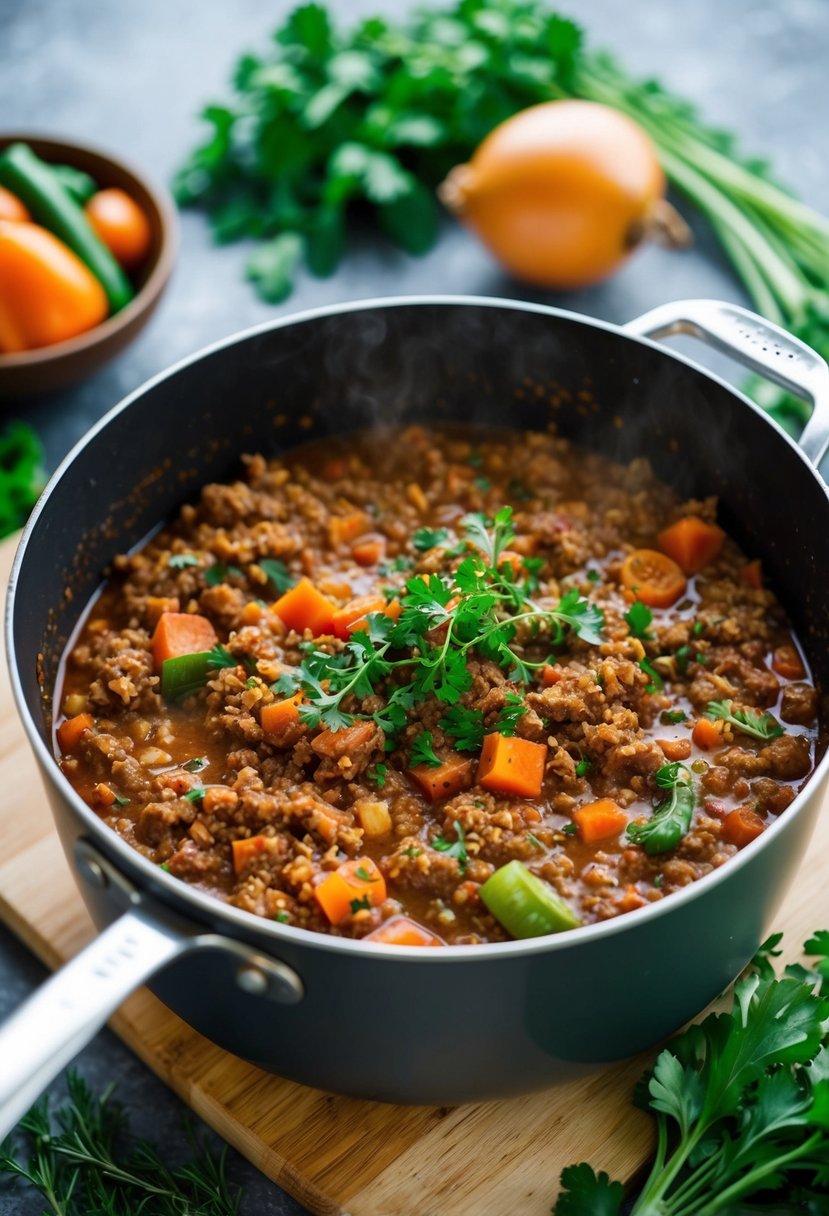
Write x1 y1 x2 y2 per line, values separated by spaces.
624 599 653 639
705 700 784 741
627 762 695 855
283 508 604 736
554 932 829 1215
410 730 442 768
433 819 468 873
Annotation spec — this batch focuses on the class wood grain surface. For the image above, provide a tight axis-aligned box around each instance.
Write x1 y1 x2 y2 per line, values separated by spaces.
0 531 827 1216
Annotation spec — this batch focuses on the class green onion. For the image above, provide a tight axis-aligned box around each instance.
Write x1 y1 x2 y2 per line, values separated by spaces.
161 651 214 702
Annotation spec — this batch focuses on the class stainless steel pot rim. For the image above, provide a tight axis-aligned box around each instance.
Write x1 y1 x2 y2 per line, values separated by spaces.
9 293 829 962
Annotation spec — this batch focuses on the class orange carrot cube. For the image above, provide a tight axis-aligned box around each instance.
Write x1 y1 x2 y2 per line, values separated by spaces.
151 612 218 667
476 733 546 799
273 577 335 636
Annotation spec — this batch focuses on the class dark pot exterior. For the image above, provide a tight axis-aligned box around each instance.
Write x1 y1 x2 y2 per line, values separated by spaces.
10 298 829 1103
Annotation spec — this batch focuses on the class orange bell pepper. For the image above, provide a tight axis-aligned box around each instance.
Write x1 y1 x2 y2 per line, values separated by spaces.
0 220 108 353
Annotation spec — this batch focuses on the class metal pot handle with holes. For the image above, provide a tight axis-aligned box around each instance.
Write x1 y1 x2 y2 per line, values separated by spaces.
624 298 829 470
0 839 303 1139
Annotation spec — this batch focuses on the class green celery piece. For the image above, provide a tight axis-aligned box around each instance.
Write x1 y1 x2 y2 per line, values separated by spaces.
481 860 580 937
161 650 214 702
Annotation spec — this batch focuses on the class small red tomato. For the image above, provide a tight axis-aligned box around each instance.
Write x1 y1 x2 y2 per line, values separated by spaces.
85 188 152 269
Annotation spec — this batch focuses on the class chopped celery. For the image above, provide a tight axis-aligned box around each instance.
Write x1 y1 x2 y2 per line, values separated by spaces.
480 860 580 938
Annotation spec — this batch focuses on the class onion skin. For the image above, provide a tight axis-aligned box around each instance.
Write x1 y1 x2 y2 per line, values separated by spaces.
440 99 672 290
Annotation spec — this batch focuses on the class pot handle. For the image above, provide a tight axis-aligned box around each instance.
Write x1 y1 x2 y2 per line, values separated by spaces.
624 299 829 468
0 841 303 1140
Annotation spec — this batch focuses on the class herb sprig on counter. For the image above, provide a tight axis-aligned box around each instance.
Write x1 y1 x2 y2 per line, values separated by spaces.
554 931 829 1215
0 1071 242 1215
626 762 695 855
175 0 829 432
705 699 784 741
277 506 603 734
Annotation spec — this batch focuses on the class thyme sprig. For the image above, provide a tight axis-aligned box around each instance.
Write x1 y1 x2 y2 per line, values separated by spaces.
0 1071 242 1215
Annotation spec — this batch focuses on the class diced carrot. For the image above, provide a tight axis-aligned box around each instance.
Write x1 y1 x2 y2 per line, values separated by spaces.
722 807 766 848
312 720 376 758
146 595 180 626
740 560 762 590
351 536 385 567
92 782 116 807
364 916 444 946
273 577 335 636
615 884 647 913
620 549 686 609
572 798 629 843
658 737 692 761
57 712 94 753
772 644 806 681
542 664 562 687
477 733 547 799
328 511 371 548
232 834 279 875
692 718 722 750
510 534 537 557
497 550 523 578
314 857 387 924
409 755 473 801
261 694 303 739
657 516 726 575
331 594 393 640
151 612 218 666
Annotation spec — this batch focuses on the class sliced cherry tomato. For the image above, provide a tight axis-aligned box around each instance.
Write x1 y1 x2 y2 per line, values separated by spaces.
621 548 687 608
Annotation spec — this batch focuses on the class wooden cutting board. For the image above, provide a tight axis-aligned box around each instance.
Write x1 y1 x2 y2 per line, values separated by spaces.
1 528 827 1216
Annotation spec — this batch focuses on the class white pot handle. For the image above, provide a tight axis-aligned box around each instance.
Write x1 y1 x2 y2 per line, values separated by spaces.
624 298 829 469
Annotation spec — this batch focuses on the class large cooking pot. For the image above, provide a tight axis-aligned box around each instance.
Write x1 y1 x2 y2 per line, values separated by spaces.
1 297 828 1133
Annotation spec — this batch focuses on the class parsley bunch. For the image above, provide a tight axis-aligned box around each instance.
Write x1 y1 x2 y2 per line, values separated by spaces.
176 0 829 433
276 507 603 740
555 932 829 1215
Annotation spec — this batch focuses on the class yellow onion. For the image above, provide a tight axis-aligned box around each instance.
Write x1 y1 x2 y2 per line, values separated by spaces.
439 99 690 289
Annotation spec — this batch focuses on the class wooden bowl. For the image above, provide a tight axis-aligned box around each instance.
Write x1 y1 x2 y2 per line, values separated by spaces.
0 134 177 397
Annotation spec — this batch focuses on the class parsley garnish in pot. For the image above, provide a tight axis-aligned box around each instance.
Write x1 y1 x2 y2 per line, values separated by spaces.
281 508 604 734
626 762 695 855
554 931 829 1215
432 819 468 874
704 699 784 740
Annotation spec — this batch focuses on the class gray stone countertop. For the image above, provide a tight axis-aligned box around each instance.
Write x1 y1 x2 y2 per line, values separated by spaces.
0 0 827 1211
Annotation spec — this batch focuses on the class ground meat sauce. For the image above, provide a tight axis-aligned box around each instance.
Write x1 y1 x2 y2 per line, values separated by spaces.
56 427 820 945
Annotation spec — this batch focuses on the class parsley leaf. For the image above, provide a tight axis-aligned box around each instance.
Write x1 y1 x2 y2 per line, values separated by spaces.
432 819 468 873
412 526 451 552
409 731 442 768
439 705 485 751
624 600 653 639
555 1163 624 1216
626 763 694 855
461 507 515 567
660 710 687 725
495 693 527 737
550 587 605 647
575 757 591 778
639 657 664 692
183 788 205 803
206 644 237 670
705 700 784 740
368 763 387 788
259 558 295 594
204 563 243 587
